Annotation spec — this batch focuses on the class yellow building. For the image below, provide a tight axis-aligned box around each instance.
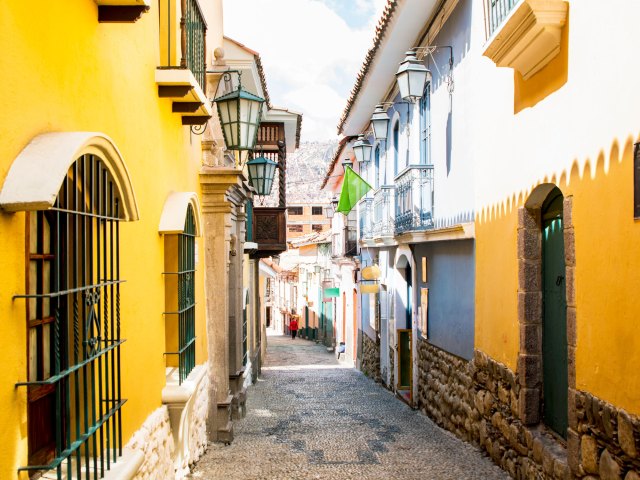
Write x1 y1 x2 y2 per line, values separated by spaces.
0 1 299 479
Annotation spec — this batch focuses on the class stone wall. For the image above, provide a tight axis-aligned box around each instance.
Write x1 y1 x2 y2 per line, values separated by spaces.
360 333 381 382
574 391 640 479
187 374 209 472
417 339 569 479
127 406 175 480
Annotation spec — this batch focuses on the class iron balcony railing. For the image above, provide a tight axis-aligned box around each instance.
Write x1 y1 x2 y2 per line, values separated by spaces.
162 0 207 93
182 0 207 92
394 165 435 235
358 197 374 240
485 0 521 38
372 186 395 238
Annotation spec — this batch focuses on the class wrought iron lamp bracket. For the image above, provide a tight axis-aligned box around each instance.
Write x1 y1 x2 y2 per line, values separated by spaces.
413 45 454 94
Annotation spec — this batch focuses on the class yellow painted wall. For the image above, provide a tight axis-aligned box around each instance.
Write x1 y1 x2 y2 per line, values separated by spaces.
0 1 210 476
476 137 640 415
475 0 640 415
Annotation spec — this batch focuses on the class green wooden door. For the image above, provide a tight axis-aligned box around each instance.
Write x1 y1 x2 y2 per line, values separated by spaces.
542 193 568 438
397 329 412 390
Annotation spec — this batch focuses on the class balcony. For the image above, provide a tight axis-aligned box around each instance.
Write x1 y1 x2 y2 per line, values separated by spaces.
394 165 434 235
358 197 373 242
251 207 287 258
156 0 211 126
483 0 568 80
372 186 395 241
485 0 522 38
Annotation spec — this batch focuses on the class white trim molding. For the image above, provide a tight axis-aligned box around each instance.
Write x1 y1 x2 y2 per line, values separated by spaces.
0 132 139 221
483 0 568 80
159 192 203 236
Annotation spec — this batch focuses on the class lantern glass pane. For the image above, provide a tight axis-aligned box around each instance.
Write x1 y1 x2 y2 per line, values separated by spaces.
363 144 373 162
372 118 389 140
223 124 233 147
230 123 239 148
239 98 250 122
247 124 257 149
354 145 364 163
228 99 238 122
397 71 410 100
409 70 428 98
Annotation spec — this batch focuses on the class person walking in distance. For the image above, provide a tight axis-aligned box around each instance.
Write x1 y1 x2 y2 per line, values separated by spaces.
290 315 299 340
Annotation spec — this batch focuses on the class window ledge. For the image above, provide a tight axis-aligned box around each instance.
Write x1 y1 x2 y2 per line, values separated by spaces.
155 69 212 125
483 0 568 80
162 365 207 405
95 1 150 23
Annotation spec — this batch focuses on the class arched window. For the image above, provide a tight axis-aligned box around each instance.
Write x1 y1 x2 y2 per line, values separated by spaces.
164 204 197 383
24 154 125 473
159 193 201 385
419 83 431 164
393 122 400 178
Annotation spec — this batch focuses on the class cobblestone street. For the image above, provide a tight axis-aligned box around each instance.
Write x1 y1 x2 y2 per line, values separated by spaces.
190 333 509 480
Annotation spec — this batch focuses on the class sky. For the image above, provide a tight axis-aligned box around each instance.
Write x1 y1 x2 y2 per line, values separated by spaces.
223 0 387 142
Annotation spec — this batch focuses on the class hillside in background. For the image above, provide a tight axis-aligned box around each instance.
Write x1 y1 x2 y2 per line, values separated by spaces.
261 141 336 206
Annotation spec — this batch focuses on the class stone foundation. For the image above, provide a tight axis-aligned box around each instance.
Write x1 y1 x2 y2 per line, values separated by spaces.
574 391 640 479
187 373 209 471
360 333 381 382
417 340 568 478
127 406 175 480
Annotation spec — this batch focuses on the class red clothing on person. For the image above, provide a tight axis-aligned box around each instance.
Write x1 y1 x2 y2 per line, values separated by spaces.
290 319 298 331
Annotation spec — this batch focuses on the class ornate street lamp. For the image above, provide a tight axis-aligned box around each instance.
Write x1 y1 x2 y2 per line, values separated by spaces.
247 155 278 196
213 72 265 156
342 158 353 172
324 196 339 219
395 50 431 102
352 134 373 164
370 104 390 141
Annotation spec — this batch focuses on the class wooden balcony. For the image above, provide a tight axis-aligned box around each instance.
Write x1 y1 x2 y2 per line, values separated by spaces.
251 207 287 258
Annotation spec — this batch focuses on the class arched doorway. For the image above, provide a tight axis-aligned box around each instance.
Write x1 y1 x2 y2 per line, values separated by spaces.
395 252 413 403
518 184 573 440
541 188 568 437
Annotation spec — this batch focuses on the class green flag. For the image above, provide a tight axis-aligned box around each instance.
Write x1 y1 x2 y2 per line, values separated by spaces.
336 166 372 214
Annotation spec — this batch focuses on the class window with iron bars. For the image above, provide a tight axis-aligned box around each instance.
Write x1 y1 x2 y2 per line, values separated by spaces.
18 154 125 479
163 204 196 384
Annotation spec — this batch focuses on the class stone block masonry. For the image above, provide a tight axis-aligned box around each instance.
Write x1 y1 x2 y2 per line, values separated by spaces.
415 339 640 479
360 332 381 382
127 406 175 480
574 391 640 479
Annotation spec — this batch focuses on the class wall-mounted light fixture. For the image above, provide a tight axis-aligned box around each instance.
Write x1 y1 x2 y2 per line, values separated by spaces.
370 104 391 141
324 196 339 219
396 50 432 103
352 134 373 164
193 70 266 166
342 158 353 172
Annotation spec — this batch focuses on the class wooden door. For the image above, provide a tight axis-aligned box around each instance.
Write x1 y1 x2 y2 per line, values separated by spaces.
542 192 568 439
397 329 412 390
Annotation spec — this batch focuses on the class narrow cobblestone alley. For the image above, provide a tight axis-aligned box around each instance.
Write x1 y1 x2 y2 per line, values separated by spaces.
190 333 509 480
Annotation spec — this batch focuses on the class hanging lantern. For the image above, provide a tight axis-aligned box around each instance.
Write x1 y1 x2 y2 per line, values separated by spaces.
395 50 431 102
352 134 373 164
370 104 390 141
247 155 278 196
214 86 265 153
